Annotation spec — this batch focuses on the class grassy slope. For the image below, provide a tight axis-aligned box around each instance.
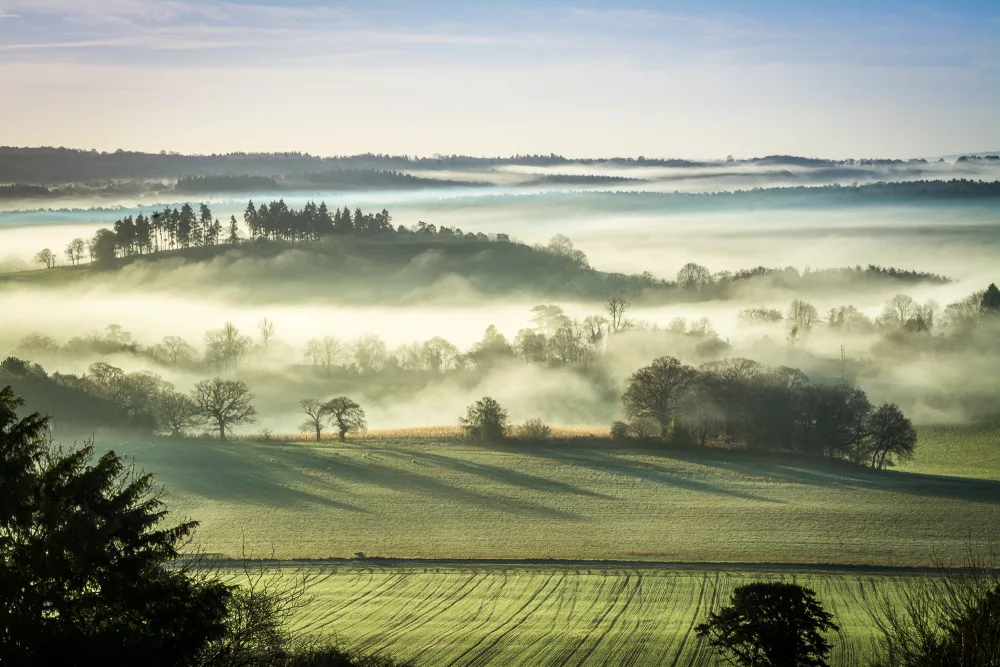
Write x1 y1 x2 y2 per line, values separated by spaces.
901 424 1000 480
103 425 1000 566
279 566 910 667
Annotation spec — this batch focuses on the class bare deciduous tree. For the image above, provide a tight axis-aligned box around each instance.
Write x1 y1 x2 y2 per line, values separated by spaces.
622 356 697 437
299 399 327 441
322 397 366 442
787 299 819 334
158 390 200 436
191 378 257 441
257 318 274 352
204 323 253 372
34 248 56 269
64 238 85 266
605 296 631 333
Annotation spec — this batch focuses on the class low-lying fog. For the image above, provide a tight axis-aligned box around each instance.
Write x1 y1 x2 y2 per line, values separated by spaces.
1 187 998 436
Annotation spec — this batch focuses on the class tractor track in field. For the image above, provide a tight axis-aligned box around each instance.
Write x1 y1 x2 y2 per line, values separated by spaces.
354 572 488 655
442 571 560 667
406 573 510 663
571 574 644 667
204 557 968 576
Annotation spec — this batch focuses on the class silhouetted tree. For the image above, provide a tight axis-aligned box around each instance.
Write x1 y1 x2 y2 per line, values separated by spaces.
605 296 631 332
696 582 838 667
866 402 917 470
33 248 55 269
88 228 118 266
622 356 697 437
322 397 366 442
191 378 257 441
983 283 1000 316
158 390 200 436
64 238 85 266
299 399 327 441
0 386 231 665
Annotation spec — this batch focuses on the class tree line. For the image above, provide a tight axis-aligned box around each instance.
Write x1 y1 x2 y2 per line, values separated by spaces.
43 199 521 266
619 356 916 469
11 282 1000 384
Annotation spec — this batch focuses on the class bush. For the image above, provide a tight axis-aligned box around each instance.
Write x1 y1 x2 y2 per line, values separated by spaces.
696 582 838 667
866 559 1000 667
610 421 630 441
458 396 508 441
516 418 551 439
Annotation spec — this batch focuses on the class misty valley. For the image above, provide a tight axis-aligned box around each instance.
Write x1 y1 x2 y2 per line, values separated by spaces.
3 150 1000 665
3 0 1000 653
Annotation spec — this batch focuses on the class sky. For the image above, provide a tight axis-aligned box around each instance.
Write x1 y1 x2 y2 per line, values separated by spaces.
0 0 998 159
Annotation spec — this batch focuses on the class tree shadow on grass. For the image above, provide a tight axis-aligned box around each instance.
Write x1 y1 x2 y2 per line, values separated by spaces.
111 438 368 513
509 439 1000 507
656 446 1000 506
487 440 782 504
230 440 582 521
375 448 613 499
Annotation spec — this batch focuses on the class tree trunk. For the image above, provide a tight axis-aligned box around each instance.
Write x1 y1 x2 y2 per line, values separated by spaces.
315 426 321 441
338 428 346 442
219 421 227 441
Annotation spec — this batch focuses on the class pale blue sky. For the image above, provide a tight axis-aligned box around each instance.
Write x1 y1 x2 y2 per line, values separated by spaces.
1 0 997 158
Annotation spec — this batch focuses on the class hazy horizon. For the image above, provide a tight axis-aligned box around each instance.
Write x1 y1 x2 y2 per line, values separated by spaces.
2 0 999 158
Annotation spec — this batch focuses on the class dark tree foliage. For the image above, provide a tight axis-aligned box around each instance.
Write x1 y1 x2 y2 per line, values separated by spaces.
321 397 367 442
696 582 839 667
459 396 509 441
622 356 916 466
0 385 231 666
621 356 698 437
175 174 281 193
866 402 917 470
982 283 1000 316
0 184 51 199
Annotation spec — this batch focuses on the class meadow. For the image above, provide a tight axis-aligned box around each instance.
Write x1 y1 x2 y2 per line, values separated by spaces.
260 564 917 667
102 425 1000 566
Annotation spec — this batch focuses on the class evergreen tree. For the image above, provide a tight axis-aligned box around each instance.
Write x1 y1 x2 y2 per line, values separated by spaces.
197 203 213 247
243 200 258 241
335 206 353 233
228 215 240 245
177 203 195 248
0 386 231 665
983 283 1000 316
317 201 333 236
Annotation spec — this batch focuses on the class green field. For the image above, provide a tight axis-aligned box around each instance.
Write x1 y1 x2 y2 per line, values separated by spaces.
94 424 998 664
901 424 1000 480
263 564 913 667
102 425 1000 566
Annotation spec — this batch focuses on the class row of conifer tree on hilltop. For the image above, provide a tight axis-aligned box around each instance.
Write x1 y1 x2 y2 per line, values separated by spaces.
69 200 507 265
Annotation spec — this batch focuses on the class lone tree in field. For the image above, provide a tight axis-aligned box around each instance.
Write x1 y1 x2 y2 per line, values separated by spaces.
622 356 697 438
191 377 257 441
459 396 509 441
0 385 230 665
322 396 367 442
866 402 917 470
299 398 329 441
696 582 839 667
